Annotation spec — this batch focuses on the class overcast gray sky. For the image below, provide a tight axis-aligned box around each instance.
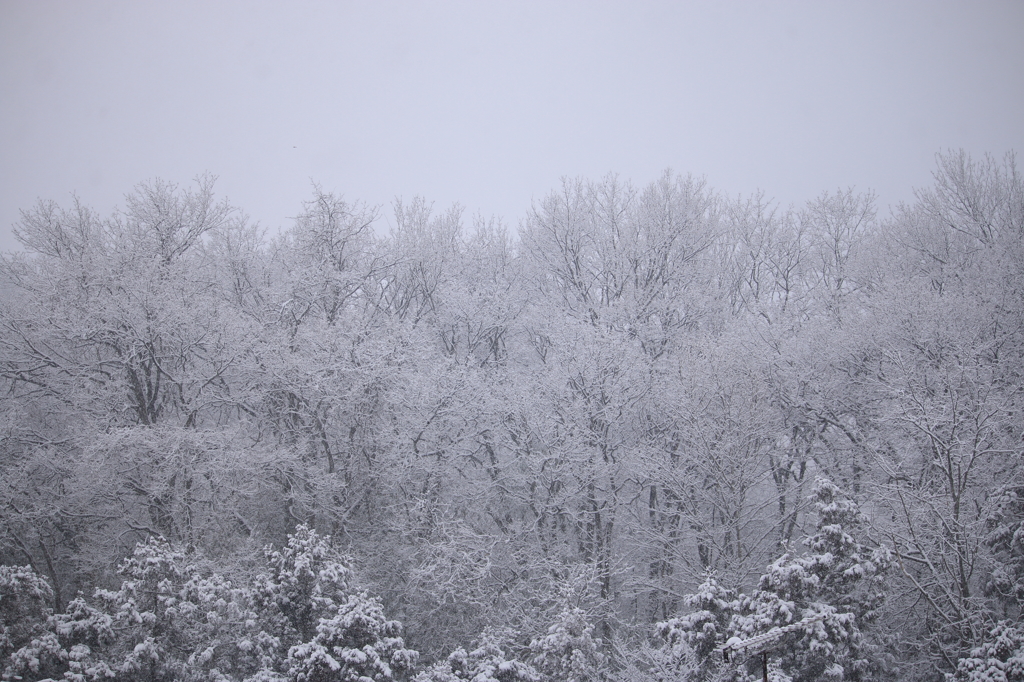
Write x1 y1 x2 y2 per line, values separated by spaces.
2 0 1022 250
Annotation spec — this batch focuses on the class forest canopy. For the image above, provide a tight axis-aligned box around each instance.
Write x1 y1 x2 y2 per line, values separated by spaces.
1 150 1022 681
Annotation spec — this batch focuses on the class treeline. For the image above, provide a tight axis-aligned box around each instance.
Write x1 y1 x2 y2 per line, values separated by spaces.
1 151 1021 681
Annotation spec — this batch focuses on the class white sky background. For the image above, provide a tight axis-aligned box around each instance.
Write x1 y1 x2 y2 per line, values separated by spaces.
1 0 1022 250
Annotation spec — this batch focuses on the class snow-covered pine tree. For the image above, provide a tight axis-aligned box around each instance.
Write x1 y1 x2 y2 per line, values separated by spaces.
2 525 417 682
529 606 605 682
658 478 891 682
414 631 540 682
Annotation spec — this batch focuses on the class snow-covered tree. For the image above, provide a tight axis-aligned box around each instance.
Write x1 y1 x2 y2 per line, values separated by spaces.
655 574 735 682
803 479 891 625
948 620 1024 682
3 536 262 682
945 485 1024 681
3 595 118 682
256 524 354 644
2 526 417 682
414 631 539 682
658 478 890 682
286 591 417 682
529 606 605 682
983 484 1024 618
0 565 55 675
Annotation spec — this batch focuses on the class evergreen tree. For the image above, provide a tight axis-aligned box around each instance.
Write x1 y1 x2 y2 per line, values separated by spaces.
2 526 416 682
414 631 539 682
529 606 605 682
658 478 891 681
